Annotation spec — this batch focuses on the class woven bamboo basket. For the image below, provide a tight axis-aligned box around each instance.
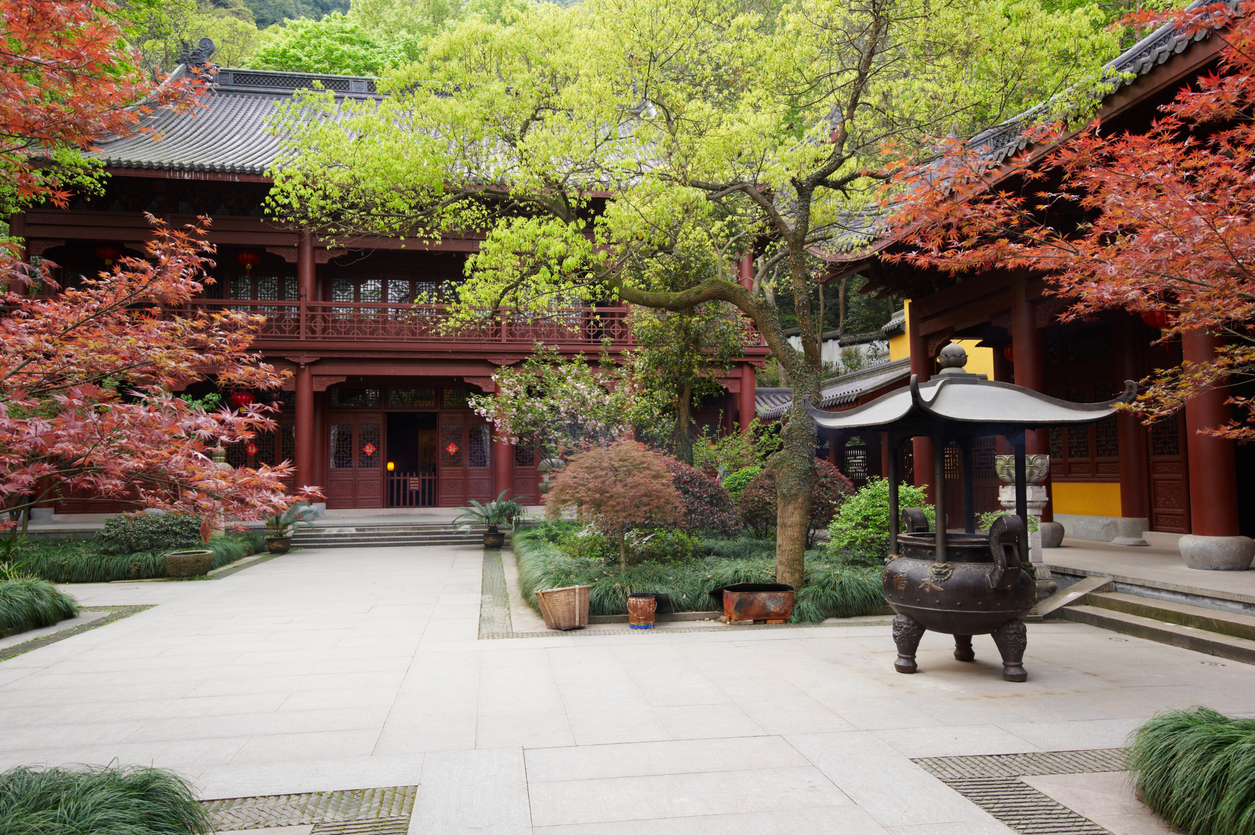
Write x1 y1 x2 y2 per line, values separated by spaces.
536 585 590 630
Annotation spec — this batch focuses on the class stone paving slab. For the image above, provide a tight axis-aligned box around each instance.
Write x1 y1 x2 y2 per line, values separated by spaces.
1 542 1239 833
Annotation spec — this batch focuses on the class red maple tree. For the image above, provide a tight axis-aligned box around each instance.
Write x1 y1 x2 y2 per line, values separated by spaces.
1 0 314 528
885 2 1255 438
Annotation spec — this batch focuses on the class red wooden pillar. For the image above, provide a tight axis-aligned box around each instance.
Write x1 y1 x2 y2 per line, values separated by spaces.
737 253 753 289
907 301 934 492
492 433 514 500
1182 331 1241 537
1010 276 1053 520
295 364 314 492
739 363 756 434
1117 315 1150 520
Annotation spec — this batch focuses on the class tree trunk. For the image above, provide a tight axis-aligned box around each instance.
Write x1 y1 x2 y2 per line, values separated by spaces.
619 528 628 572
839 277 847 332
772 359 819 588
676 378 695 465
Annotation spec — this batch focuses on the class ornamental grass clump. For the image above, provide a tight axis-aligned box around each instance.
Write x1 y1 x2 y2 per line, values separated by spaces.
0 764 211 835
0 577 78 635
1127 707 1255 835
544 439 681 570
12 535 263 583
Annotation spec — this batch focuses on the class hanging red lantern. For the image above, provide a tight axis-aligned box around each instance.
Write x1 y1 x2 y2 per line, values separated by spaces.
229 391 256 409
1140 310 1171 330
95 244 122 266
236 249 263 275
1003 344 1014 363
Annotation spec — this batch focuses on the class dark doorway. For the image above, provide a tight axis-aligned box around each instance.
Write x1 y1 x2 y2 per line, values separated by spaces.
387 412 438 507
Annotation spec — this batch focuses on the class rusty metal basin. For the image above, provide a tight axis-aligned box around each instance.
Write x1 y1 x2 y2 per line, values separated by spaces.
711 583 795 623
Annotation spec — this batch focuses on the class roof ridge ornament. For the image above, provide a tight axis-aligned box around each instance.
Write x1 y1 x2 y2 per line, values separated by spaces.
179 37 217 69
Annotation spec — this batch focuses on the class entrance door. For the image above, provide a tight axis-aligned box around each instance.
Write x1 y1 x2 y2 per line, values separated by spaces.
1147 412 1190 533
438 415 493 506
327 414 384 509
386 412 437 507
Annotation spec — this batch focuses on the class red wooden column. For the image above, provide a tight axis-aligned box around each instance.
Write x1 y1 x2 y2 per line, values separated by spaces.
1182 331 1240 537
739 363 756 434
297 231 315 339
907 301 934 492
294 363 314 492
1010 276 1053 520
492 433 514 500
1116 315 1150 520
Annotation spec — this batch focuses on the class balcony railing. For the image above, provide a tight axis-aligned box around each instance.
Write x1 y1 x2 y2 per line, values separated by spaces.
190 299 635 345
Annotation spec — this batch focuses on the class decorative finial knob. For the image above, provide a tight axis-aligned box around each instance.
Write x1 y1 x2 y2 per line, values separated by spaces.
937 343 968 369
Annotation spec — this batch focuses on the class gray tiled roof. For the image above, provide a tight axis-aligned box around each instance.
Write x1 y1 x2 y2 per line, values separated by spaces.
757 358 911 420
91 67 379 176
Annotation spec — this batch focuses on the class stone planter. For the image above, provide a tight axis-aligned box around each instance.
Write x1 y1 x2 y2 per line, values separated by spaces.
1179 535 1255 571
265 536 292 555
483 529 506 548
164 549 214 578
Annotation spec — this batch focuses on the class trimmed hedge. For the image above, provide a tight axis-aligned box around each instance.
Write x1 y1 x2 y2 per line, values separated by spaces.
13 534 265 583
93 512 203 556
513 525 883 623
1128 707 1255 835
0 764 211 835
0 578 79 636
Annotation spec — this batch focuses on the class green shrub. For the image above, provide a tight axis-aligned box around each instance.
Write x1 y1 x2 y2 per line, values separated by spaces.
513 527 883 622
1127 707 1255 835
721 466 760 502
827 477 933 564
738 459 854 545
662 458 741 537
0 764 211 835
93 512 203 556
0 578 78 634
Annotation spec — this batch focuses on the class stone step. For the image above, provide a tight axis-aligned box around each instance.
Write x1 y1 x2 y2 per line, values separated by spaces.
295 539 480 549
1085 591 1255 642
1061 605 1255 665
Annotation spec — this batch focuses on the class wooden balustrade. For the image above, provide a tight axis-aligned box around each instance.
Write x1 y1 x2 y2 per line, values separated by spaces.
190 299 635 345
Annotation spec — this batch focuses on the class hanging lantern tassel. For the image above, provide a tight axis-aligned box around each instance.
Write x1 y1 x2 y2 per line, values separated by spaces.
236 249 263 275
95 244 122 266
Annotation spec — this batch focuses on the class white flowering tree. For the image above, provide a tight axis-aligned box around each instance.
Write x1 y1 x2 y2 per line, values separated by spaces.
469 347 636 460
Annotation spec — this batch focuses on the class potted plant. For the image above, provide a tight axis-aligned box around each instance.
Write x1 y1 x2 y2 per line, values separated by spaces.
453 490 528 547
264 500 318 554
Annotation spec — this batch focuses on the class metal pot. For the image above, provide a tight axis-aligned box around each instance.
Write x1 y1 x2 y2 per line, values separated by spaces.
885 516 1034 681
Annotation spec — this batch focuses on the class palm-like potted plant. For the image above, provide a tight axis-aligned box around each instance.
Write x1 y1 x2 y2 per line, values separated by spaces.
453 490 528 547
264 500 318 554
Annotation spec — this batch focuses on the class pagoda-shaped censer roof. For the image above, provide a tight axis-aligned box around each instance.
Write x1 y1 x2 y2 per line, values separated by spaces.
804 344 1135 438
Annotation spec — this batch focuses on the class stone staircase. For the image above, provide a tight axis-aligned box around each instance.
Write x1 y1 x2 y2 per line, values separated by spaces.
291 523 488 550
1041 574 1255 665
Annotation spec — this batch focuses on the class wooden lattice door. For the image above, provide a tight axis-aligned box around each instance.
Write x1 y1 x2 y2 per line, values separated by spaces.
326 414 384 509
1147 413 1189 533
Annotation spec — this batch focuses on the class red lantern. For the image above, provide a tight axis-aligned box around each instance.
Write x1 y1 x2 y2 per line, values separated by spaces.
236 249 263 275
1003 344 1014 363
95 244 122 266
229 391 256 409
1140 310 1171 330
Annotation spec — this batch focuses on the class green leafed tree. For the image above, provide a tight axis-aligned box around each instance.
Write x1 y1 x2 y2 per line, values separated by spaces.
267 0 1118 586
253 12 403 74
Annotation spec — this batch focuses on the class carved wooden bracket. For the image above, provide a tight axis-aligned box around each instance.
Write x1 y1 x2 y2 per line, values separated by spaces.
27 239 66 257
313 375 346 393
724 378 742 394
463 376 496 393
990 310 1013 333
265 246 299 263
488 355 527 367
315 248 347 264
284 354 319 367
1037 297 1069 328
926 331 954 357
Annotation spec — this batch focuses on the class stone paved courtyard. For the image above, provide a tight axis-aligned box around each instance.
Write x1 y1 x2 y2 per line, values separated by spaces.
2 543 1252 833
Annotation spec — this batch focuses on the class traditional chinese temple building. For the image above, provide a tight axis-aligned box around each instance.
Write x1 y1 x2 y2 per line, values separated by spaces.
14 44 767 515
825 8 1255 562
